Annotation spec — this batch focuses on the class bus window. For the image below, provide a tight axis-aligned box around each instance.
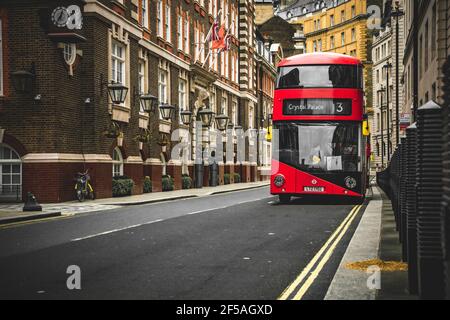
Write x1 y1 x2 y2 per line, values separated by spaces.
277 65 363 89
274 122 361 173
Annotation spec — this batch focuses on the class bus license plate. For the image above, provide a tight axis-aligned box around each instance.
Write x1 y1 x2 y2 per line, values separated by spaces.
304 187 325 193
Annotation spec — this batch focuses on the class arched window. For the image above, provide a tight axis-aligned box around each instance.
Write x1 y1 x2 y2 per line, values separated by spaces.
112 147 124 177
0 144 22 201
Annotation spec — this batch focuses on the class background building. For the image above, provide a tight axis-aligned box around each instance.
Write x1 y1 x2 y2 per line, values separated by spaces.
370 0 405 171
0 0 269 203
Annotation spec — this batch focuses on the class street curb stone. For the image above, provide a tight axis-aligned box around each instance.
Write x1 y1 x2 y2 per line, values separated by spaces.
0 211 62 225
324 187 382 300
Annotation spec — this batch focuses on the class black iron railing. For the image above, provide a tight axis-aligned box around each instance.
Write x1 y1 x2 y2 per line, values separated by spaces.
0 185 22 202
377 101 448 299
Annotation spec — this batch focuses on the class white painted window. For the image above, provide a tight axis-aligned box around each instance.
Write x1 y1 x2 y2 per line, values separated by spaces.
222 96 228 116
142 0 149 29
194 26 200 61
0 18 3 96
165 4 171 42
232 101 237 126
138 61 145 94
177 15 183 51
157 0 163 37
111 41 125 84
0 144 22 201
112 148 124 177
159 69 168 104
179 78 187 123
200 30 205 62
184 18 189 54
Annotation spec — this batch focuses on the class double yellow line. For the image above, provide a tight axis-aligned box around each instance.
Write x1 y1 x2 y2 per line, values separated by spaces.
278 204 363 300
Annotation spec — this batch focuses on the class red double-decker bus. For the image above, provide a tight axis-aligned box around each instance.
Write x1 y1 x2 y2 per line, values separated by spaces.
271 53 369 203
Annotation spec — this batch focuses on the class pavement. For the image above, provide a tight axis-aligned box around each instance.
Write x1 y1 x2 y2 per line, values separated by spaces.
0 186 364 300
325 186 382 300
0 181 269 224
325 186 414 300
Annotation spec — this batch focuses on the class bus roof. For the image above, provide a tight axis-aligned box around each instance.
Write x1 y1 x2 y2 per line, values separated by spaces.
278 53 362 68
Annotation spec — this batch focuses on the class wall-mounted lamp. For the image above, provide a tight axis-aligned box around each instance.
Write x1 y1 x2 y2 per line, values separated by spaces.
11 63 36 94
100 74 129 105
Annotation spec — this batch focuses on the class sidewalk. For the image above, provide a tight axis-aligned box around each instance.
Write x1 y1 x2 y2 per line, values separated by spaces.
0 181 269 225
325 185 412 300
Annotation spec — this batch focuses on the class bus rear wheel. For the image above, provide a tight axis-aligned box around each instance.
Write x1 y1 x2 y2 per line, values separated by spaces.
279 195 291 204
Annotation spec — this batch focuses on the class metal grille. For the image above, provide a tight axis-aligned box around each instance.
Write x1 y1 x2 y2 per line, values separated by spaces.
416 102 445 299
0 185 22 202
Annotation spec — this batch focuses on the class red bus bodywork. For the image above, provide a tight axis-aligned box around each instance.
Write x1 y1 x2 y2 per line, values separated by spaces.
271 53 368 201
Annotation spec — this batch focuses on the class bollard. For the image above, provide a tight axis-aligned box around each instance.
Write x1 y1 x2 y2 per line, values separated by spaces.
23 192 43 212
406 123 419 294
416 101 445 299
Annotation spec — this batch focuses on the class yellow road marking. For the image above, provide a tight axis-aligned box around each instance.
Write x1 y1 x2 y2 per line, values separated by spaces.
278 205 362 300
292 205 363 300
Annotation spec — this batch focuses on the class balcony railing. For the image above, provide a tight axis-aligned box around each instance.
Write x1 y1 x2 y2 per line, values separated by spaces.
256 41 273 65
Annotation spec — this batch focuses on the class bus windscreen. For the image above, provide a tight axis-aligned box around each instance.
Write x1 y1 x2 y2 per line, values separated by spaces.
276 65 363 89
274 122 361 173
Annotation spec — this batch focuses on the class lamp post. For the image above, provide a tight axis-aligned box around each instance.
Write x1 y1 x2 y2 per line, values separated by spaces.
383 62 392 161
392 2 404 145
378 86 386 168
178 106 217 189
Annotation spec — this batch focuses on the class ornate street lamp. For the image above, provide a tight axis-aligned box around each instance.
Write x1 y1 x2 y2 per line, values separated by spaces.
215 113 229 132
107 82 129 105
139 94 159 113
198 108 215 128
159 104 176 121
180 109 193 126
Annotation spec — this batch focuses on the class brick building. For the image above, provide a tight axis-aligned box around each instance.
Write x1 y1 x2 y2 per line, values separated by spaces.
0 0 264 203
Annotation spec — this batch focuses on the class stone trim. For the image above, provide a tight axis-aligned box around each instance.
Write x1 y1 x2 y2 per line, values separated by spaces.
21 154 114 163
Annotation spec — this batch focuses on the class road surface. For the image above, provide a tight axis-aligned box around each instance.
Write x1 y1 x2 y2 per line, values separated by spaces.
0 187 364 300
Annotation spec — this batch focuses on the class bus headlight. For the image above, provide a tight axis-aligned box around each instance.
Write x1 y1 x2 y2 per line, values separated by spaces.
274 175 285 188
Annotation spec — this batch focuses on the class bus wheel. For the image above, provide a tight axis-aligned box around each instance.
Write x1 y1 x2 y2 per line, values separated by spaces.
279 195 291 204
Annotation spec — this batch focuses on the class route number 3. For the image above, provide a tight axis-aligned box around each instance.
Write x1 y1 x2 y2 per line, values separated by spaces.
335 103 344 114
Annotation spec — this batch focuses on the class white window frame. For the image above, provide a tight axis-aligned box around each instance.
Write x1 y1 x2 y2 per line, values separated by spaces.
142 0 149 29
165 4 171 42
184 17 189 54
111 41 125 85
108 27 131 111
0 144 22 199
112 147 124 177
177 15 183 51
157 0 163 37
231 100 237 126
178 78 188 124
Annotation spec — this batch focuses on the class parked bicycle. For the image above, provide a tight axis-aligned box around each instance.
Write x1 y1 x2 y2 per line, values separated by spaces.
75 170 95 202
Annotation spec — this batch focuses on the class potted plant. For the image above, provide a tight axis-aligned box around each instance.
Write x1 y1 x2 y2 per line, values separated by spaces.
134 129 151 150
117 132 124 147
102 121 122 139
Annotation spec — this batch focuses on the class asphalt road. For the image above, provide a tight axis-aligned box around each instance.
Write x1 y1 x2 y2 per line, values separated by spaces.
0 187 363 300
